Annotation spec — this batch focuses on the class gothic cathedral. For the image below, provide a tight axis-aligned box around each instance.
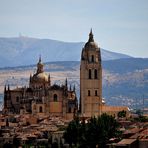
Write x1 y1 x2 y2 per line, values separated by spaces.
3 57 78 120
80 29 102 117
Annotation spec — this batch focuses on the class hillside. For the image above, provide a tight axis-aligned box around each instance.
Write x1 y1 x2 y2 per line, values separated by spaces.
102 58 148 74
0 37 131 67
0 58 148 109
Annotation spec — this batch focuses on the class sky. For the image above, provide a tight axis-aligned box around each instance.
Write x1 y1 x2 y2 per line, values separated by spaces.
0 0 148 57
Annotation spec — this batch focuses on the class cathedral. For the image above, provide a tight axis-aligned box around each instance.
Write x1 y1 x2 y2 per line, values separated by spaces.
3 30 129 119
3 57 78 119
80 30 128 118
80 29 102 117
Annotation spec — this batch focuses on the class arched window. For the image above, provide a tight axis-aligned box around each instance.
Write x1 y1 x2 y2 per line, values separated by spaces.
68 107 71 113
16 96 19 102
95 90 98 96
53 94 58 102
94 69 98 79
91 55 94 62
39 106 43 113
89 69 91 79
88 90 91 96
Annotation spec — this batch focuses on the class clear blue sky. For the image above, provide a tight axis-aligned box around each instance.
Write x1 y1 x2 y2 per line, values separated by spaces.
0 0 148 57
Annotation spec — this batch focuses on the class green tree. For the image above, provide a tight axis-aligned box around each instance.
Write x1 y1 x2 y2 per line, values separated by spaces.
81 116 100 148
80 114 121 148
136 109 143 116
63 117 81 147
118 110 126 118
135 115 148 122
97 113 121 148
64 114 121 148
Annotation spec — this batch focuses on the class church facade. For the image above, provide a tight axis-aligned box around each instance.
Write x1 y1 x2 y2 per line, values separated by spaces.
3 57 78 120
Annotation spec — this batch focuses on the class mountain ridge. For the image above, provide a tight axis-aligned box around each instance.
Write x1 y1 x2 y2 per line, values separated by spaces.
0 36 131 67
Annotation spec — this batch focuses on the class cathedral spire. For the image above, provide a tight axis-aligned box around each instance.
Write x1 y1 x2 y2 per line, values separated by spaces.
39 55 41 63
37 55 44 74
48 73 51 86
73 84 75 92
8 84 10 91
4 85 7 109
65 78 68 88
4 85 6 92
69 84 71 91
88 28 94 42
29 74 32 83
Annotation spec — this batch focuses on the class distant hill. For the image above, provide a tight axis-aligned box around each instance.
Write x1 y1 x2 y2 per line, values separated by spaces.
0 58 148 109
102 58 148 108
102 58 148 74
0 37 131 67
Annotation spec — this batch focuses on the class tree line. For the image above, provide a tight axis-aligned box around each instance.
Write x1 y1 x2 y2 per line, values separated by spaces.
64 113 121 148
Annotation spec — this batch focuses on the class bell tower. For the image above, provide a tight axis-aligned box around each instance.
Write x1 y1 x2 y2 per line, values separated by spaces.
80 29 102 117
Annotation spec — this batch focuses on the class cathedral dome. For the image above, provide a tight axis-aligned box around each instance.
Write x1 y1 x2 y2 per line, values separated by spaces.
84 29 99 50
32 72 48 83
31 56 49 83
85 41 98 49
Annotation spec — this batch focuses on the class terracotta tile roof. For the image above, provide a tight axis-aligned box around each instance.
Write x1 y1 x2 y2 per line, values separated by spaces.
117 139 137 145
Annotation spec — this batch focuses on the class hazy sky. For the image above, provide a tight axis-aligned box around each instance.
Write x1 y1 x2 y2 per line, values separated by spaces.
0 0 148 57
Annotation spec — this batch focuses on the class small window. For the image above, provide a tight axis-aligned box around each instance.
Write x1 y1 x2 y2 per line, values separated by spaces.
16 96 19 102
89 69 91 79
53 94 58 102
68 107 71 113
95 90 98 96
88 90 91 96
94 69 98 79
91 55 94 62
39 106 43 113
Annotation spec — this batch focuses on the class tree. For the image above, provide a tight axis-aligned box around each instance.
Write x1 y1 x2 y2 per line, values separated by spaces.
81 114 121 148
64 114 121 148
13 136 21 148
63 117 81 147
118 110 126 118
136 109 143 116
81 116 100 148
96 113 121 148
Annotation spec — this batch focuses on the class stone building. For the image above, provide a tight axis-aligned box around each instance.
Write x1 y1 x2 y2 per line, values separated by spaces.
80 29 102 117
80 30 129 118
3 57 78 120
